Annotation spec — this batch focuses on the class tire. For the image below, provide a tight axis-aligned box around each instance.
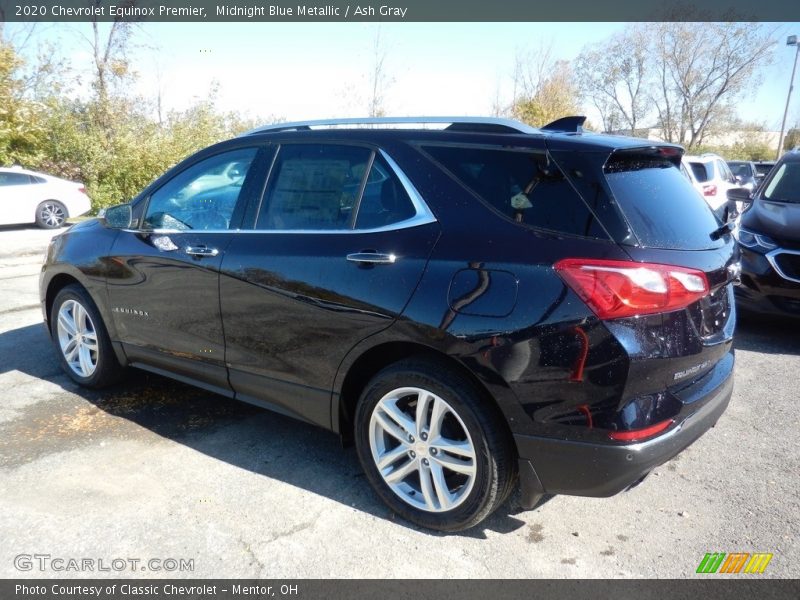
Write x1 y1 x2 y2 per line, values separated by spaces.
36 200 68 229
50 284 125 388
354 358 516 532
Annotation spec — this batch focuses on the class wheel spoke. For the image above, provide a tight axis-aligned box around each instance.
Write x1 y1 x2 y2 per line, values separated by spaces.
428 396 448 440
384 458 418 484
415 392 432 438
74 303 86 333
83 335 98 352
376 444 409 470
375 411 412 444
418 464 437 510
431 452 475 476
433 437 476 459
63 338 79 361
58 311 77 336
78 345 93 376
429 462 453 510
381 399 417 437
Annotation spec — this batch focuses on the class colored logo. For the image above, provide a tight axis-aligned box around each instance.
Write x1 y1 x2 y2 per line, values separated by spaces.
696 552 773 574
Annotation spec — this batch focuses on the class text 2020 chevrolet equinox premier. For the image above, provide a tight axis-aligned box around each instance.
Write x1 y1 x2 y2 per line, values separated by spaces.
40 116 737 531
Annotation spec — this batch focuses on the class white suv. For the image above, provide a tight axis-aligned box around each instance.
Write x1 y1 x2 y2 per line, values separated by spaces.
681 153 742 219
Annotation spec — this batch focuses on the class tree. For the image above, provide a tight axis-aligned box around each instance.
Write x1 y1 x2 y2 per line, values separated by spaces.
574 26 649 134
367 27 392 117
508 45 579 127
650 22 775 148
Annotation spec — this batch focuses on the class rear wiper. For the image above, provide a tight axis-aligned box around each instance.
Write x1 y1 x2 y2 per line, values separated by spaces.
710 221 735 241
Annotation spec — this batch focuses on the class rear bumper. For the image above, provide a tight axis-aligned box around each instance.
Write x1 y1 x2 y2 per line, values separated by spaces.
514 352 734 508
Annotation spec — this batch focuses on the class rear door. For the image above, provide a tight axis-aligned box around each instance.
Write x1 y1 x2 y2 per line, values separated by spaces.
219 142 439 427
106 146 270 394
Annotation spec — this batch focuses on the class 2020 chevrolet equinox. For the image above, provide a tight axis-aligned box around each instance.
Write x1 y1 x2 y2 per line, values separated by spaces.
40 116 737 531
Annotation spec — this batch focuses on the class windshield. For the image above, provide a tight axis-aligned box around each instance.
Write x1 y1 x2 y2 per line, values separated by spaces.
605 155 724 250
762 162 800 204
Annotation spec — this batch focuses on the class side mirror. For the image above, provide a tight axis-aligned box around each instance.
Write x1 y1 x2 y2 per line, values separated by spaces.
727 187 751 202
101 204 133 229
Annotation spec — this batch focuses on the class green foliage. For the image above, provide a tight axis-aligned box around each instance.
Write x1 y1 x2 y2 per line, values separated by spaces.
692 140 773 161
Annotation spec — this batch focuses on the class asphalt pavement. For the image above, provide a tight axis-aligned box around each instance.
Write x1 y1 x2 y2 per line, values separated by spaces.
0 223 797 578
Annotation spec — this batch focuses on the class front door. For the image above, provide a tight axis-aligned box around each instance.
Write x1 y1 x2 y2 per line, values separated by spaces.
106 146 268 394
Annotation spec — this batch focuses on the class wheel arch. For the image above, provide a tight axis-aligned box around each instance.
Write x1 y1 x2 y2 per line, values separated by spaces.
334 340 517 453
44 271 127 367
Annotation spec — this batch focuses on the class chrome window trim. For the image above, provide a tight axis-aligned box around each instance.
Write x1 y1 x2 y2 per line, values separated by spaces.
127 149 437 236
766 248 800 284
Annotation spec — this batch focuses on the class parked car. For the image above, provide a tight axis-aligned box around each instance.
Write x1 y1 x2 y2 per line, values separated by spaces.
40 116 737 531
0 167 92 229
682 153 744 218
754 160 776 180
727 160 760 192
730 149 800 319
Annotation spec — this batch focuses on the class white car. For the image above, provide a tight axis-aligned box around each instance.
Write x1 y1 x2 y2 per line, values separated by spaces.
0 167 92 229
681 153 742 219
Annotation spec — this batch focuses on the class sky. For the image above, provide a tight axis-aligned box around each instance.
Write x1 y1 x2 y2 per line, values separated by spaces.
7 21 800 130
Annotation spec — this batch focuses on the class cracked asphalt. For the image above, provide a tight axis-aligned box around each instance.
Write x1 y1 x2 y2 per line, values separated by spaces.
0 224 798 578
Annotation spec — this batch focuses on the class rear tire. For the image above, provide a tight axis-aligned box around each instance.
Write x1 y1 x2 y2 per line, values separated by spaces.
354 358 516 532
50 284 125 388
36 200 67 229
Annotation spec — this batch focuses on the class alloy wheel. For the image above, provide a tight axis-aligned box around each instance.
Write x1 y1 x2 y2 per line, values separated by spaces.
368 386 477 513
40 203 65 228
56 299 99 377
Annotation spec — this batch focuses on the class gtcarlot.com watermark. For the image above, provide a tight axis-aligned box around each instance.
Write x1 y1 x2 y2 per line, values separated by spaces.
14 553 194 573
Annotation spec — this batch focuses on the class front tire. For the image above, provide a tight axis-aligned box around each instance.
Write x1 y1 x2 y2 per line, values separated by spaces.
50 284 125 388
36 200 67 229
354 358 516 532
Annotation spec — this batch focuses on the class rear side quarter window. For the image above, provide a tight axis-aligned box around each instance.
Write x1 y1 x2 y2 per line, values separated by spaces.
419 144 607 239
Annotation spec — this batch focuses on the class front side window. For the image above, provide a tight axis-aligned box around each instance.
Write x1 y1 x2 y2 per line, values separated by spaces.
257 144 372 230
421 144 606 238
143 148 258 231
763 162 800 204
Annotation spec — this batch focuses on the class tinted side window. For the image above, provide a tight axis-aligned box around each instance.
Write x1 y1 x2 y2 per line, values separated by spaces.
257 144 372 230
0 172 31 186
144 148 258 231
689 162 711 182
354 155 416 230
422 145 606 238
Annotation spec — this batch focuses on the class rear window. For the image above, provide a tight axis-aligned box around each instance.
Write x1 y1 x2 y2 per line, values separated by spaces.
688 161 712 183
421 145 607 239
763 161 800 204
605 155 724 250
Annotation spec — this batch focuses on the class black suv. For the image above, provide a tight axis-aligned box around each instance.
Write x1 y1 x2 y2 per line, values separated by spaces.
40 116 737 531
731 149 800 318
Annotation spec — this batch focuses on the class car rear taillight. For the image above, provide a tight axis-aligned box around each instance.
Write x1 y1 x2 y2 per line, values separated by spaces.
702 184 717 197
78 185 87 194
554 258 709 320
608 419 673 442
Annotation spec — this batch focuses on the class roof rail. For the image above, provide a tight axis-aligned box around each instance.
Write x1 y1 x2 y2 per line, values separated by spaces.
241 116 540 136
